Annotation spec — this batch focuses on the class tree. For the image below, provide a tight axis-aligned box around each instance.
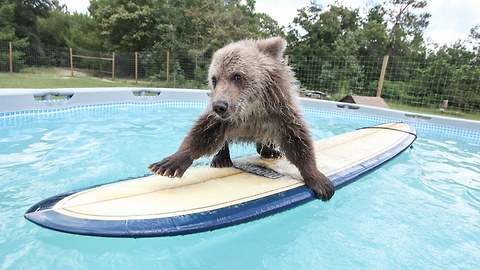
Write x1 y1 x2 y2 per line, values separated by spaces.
361 5 389 57
419 43 479 111
253 12 283 38
0 0 54 44
468 24 480 65
89 0 158 51
0 1 29 71
37 2 70 47
0 1 18 43
183 0 265 56
286 4 365 95
65 13 104 51
88 0 279 85
385 0 430 55
287 4 361 55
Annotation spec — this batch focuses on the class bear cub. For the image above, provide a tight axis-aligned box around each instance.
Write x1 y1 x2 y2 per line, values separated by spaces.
149 37 334 201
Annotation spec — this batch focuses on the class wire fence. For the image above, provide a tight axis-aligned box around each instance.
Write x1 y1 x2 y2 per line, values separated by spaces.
1 41 479 115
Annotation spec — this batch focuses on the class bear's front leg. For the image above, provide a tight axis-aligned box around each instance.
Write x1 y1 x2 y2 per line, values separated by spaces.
211 142 233 168
148 150 193 178
281 128 334 201
301 168 335 201
149 112 226 177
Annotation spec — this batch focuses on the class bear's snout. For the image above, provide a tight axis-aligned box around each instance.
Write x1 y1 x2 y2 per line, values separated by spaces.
212 101 229 119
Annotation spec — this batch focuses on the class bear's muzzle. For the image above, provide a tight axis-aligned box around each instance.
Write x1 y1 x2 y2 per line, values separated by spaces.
212 101 229 119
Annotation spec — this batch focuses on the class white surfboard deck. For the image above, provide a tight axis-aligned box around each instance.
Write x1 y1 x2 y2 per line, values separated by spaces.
25 122 416 237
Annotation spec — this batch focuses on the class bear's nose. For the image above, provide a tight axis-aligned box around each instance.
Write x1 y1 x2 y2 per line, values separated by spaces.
212 101 229 117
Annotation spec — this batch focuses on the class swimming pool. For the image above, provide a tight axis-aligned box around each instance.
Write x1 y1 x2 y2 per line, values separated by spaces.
1 88 479 269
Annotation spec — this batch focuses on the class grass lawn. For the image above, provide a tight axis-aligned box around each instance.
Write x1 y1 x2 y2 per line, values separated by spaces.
388 101 480 121
0 68 151 88
0 74 132 88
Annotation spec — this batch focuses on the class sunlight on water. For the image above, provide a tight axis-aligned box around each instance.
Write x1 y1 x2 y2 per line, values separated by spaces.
0 103 479 269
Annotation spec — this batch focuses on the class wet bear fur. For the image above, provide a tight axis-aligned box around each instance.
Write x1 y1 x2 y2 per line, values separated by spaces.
149 37 334 201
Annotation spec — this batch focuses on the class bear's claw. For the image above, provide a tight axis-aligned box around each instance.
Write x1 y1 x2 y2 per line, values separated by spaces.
256 143 282 159
210 156 234 168
210 143 233 168
304 176 335 201
148 154 193 178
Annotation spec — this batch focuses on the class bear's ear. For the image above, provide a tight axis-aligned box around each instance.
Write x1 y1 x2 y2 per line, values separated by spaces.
256 37 287 59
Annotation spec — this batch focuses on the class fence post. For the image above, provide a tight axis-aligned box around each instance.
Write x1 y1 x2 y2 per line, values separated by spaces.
166 50 170 85
112 52 115 79
376 55 389 97
9 42 13 74
70 48 74 77
135 52 138 83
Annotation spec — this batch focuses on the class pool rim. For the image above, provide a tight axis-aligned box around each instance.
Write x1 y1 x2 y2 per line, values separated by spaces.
0 87 479 140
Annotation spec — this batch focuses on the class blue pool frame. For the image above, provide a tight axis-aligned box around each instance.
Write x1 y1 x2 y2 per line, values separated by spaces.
1 88 479 140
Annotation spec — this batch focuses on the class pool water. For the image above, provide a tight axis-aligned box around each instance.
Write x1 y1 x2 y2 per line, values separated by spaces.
1 103 479 269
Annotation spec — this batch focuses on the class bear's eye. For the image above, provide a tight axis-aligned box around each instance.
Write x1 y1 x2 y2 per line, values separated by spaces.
211 77 217 87
233 74 242 82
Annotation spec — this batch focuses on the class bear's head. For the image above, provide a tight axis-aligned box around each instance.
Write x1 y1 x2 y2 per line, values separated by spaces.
207 37 290 122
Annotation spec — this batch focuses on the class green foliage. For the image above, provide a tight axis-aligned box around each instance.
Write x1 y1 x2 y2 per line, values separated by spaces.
2 0 53 44
385 0 430 55
286 5 368 96
0 2 29 72
0 2 16 42
422 44 480 112
37 6 70 47
284 1 479 113
361 5 388 56
89 0 158 51
84 0 282 88
65 13 104 51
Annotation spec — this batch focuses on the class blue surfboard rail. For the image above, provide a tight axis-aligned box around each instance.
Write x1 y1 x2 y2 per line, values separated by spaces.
25 123 417 237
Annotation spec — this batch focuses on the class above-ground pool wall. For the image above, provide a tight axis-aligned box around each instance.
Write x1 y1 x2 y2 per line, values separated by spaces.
0 88 210 113
299 98 480 133
1 88 479 136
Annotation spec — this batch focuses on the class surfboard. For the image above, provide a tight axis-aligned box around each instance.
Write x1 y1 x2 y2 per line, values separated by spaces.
25 122 416 237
